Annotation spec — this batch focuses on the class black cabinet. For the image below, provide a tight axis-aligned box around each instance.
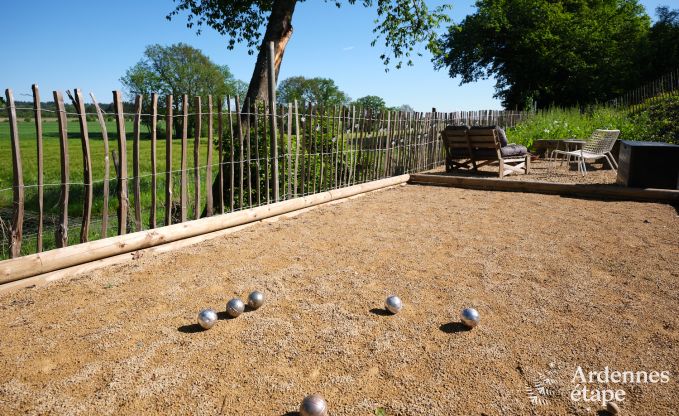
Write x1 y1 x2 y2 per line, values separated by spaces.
616 141 679 189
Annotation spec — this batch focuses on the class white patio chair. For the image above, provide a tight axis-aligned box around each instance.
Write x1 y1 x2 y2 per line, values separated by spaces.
551 129 620 175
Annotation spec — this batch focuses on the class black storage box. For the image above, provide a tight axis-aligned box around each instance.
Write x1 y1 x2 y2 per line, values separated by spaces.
616 141 679 189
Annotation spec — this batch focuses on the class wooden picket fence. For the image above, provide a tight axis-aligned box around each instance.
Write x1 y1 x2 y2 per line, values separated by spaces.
1 86 528 260
607 68 679 110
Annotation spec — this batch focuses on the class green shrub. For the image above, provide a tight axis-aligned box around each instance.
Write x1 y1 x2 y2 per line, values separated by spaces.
505 107 627 148
630 95 679 144
505 96 679 147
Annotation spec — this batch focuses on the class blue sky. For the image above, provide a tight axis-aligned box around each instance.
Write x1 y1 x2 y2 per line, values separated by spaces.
0 0 670 111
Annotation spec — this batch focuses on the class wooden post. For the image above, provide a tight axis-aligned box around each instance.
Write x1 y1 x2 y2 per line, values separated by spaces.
306 105 313 194
90 93 111 237
217 97 225 214
193 96 202 220
113 91 128 235
32 85 43 252
227 96 235 211
264 102 270 202
165 95 173 226
254 101 261 205
150 93 158 229
245 98 253 207
5 89 24 257
318 107 325 192
205 95 214 217
267 41 280 202
384 111 391 177
73 89 94 242
54 91 69 246
373 110 386 179
299 103 308 195
133 95 143 231
279 104 286 196
332 105 340 188
293 100 301 196
235 96 244 210
357 108 367 183
339 106 347 187
180 94 189 222
287 103 293 198
349 106 357 185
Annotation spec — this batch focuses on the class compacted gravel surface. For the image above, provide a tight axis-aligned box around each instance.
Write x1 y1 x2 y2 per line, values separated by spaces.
0 185 677 415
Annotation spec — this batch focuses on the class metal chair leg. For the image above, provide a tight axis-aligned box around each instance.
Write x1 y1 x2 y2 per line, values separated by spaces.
603 154 617 171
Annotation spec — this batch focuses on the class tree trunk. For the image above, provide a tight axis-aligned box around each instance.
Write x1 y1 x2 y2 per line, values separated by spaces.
205 0 297 215
244 0 297 105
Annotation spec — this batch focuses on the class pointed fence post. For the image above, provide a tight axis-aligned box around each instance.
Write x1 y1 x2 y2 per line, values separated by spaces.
268 41 279 202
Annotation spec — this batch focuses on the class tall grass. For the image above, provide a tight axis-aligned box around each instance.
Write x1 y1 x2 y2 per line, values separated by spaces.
505 106 638 148
506 93 679 148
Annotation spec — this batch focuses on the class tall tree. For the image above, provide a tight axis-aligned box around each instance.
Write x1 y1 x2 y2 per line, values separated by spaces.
433 0 650 109
278 76 351 107
644 6 679 80
167 0 451 107
121 43 241 101
353 95 387 112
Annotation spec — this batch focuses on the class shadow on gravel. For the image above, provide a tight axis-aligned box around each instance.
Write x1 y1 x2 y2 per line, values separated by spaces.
217 311 239 320
177 323 205 333
439 322 472 333
369 308 393 316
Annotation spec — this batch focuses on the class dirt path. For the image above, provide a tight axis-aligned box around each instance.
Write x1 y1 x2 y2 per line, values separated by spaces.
0 185 677 415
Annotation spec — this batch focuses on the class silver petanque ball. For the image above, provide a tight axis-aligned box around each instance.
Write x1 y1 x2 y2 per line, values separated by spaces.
226 298 245 318
247 291 265 310
197 308 218 330
385 295 403 314
299 394 328 416
460 307 480 328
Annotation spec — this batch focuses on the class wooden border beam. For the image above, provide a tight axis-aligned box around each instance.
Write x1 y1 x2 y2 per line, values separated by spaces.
0 175 410 285
408 174 679 203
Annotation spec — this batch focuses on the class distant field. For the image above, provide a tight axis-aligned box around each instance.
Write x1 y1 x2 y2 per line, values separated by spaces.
0 119 219 255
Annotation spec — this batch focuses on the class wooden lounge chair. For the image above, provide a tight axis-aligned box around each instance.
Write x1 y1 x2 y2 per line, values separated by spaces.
442 125 530 178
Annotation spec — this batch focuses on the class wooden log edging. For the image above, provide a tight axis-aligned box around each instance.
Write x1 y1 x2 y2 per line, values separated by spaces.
408 174 679 203
0 174 410 286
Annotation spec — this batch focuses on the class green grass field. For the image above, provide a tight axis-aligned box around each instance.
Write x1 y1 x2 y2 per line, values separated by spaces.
0 118 225 255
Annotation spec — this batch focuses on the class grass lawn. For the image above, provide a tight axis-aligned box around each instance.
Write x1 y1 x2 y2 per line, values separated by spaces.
0 119 221 256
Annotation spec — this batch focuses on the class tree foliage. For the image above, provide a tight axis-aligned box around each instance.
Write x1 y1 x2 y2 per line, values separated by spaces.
353 95 387 112
168 1 451 70
120 43 241 101
277 76 350 107
643 7 679 80
434 0 651 109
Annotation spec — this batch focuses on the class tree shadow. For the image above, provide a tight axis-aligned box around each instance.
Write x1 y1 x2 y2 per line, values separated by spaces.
439 321 472 333
177 323 206 333
369 308 393 316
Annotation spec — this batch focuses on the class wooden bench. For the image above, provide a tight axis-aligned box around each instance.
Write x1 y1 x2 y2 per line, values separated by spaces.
442 126 530 178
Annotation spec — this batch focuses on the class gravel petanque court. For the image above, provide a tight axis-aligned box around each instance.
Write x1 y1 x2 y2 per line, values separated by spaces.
0 185 677 415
